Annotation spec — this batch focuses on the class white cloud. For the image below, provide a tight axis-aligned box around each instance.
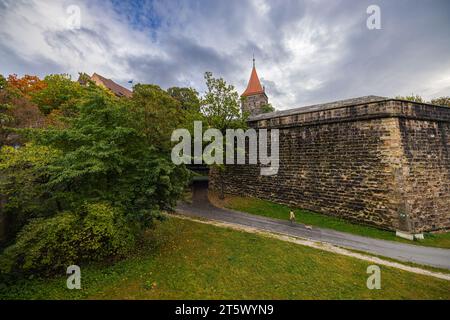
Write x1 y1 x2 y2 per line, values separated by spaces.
0 0 163 84
0 0 449 109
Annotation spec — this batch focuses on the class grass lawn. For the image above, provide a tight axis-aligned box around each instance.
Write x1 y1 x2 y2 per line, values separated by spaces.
213 194 450 249
1 217 449 300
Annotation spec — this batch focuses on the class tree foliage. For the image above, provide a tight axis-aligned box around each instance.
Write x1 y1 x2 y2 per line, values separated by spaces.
167 87 201 113
430 96 450 107
7 74 47 98
0 75 46 146
201 72 247 133
0 144 61 241
0 75 6 90
260 103 275 113
200 72 247 199
395 94 450 107
395 94 425 103
0 202 135 275
31 74 83 115
0 76 191 276
36 89 189 221
131 84 186 151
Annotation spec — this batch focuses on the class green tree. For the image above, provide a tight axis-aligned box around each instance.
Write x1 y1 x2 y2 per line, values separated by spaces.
167 86 204 155
37 89 188 216
260 103 275 113
201 72 247 132
430 96 450 107
0 88 190 275
77 72 93 86
0 75 6 90
31 74 83 115
130 84 186 151
0 75 12 140
0 144 60 242
395 94 425 103
201 72 247 199
167 87 201 113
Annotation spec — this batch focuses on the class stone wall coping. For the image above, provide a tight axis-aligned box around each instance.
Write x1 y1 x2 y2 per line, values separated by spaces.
249 97 450 128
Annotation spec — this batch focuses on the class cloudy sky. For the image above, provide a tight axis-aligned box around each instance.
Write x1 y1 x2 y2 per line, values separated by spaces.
1 0 449 109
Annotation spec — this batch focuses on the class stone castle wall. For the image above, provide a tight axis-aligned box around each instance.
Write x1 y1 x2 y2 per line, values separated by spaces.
209 99 450 232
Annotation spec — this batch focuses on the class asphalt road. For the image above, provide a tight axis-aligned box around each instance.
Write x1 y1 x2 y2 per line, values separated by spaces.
176 181 450 270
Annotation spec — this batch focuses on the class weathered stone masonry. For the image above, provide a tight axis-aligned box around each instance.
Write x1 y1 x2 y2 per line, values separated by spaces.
209 97 450 233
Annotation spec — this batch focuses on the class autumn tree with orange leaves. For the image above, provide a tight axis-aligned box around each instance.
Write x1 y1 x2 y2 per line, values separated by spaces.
7 74 47 97
0 75 46 146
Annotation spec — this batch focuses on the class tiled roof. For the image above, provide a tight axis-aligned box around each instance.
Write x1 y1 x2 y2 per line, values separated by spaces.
241 66 265 97
91 73 133 98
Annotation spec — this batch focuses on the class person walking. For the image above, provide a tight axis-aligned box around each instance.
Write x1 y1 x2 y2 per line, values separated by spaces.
289 210 296 225
289 209 313 229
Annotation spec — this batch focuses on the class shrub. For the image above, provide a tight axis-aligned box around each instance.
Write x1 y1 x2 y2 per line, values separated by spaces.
0 144 61 243
0 202 135 276
0 212 78 275
77 202 136 261
0 82 191 276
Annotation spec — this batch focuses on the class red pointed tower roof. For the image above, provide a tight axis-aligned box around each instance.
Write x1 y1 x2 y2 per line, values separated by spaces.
241 59 265 97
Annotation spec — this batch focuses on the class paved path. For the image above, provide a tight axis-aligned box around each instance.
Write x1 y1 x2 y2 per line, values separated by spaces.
177 181 450 270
